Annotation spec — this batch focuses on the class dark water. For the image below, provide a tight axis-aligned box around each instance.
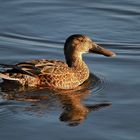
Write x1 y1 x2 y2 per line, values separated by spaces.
0 0 140 140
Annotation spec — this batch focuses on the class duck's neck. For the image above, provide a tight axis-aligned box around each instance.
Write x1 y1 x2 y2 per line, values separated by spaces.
66 52 89 73
65 52 83 67
65 52 89 83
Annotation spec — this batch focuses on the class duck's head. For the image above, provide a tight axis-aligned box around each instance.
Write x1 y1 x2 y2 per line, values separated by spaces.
64 34 116 66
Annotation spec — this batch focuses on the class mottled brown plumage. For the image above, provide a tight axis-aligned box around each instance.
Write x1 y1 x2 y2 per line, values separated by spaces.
0 34 116 89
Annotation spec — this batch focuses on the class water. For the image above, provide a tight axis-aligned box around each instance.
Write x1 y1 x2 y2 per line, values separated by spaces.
0 0 140 139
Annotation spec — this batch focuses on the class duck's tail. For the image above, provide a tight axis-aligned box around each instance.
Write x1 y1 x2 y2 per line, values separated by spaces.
0 73 19 81
0 63 37 78
0 63 22 81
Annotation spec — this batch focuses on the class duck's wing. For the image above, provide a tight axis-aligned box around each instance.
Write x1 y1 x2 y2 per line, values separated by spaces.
23 59 69 75
0 59 69 80
0 63 39 77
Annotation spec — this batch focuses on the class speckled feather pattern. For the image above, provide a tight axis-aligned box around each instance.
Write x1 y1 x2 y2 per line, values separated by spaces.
38 60 89 89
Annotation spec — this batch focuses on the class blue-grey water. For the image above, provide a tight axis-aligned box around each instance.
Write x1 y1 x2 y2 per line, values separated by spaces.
0 0 140 140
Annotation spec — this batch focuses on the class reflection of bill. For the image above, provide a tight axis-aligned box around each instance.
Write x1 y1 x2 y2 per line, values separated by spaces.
0 74 111 126
58 92 111 126
60 103 111 126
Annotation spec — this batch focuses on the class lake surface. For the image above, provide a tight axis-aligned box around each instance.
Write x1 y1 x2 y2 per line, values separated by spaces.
0 0 140 140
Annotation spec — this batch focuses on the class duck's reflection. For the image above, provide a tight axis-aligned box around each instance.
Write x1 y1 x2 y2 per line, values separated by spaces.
0 74 111 126
57 91 111 126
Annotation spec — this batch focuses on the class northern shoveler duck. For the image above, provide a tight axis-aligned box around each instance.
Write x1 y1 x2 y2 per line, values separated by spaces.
0 34 116 89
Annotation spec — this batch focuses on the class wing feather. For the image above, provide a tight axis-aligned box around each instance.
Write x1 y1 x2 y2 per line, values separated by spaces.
0 59 72 77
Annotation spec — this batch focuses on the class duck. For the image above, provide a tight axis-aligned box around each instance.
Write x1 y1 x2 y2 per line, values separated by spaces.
0 34 116 89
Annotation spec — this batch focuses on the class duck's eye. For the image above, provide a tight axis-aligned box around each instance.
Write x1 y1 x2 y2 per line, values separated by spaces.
80 39 84 42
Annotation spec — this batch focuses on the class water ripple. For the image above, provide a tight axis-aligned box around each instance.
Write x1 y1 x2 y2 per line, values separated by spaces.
0 33 63 48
